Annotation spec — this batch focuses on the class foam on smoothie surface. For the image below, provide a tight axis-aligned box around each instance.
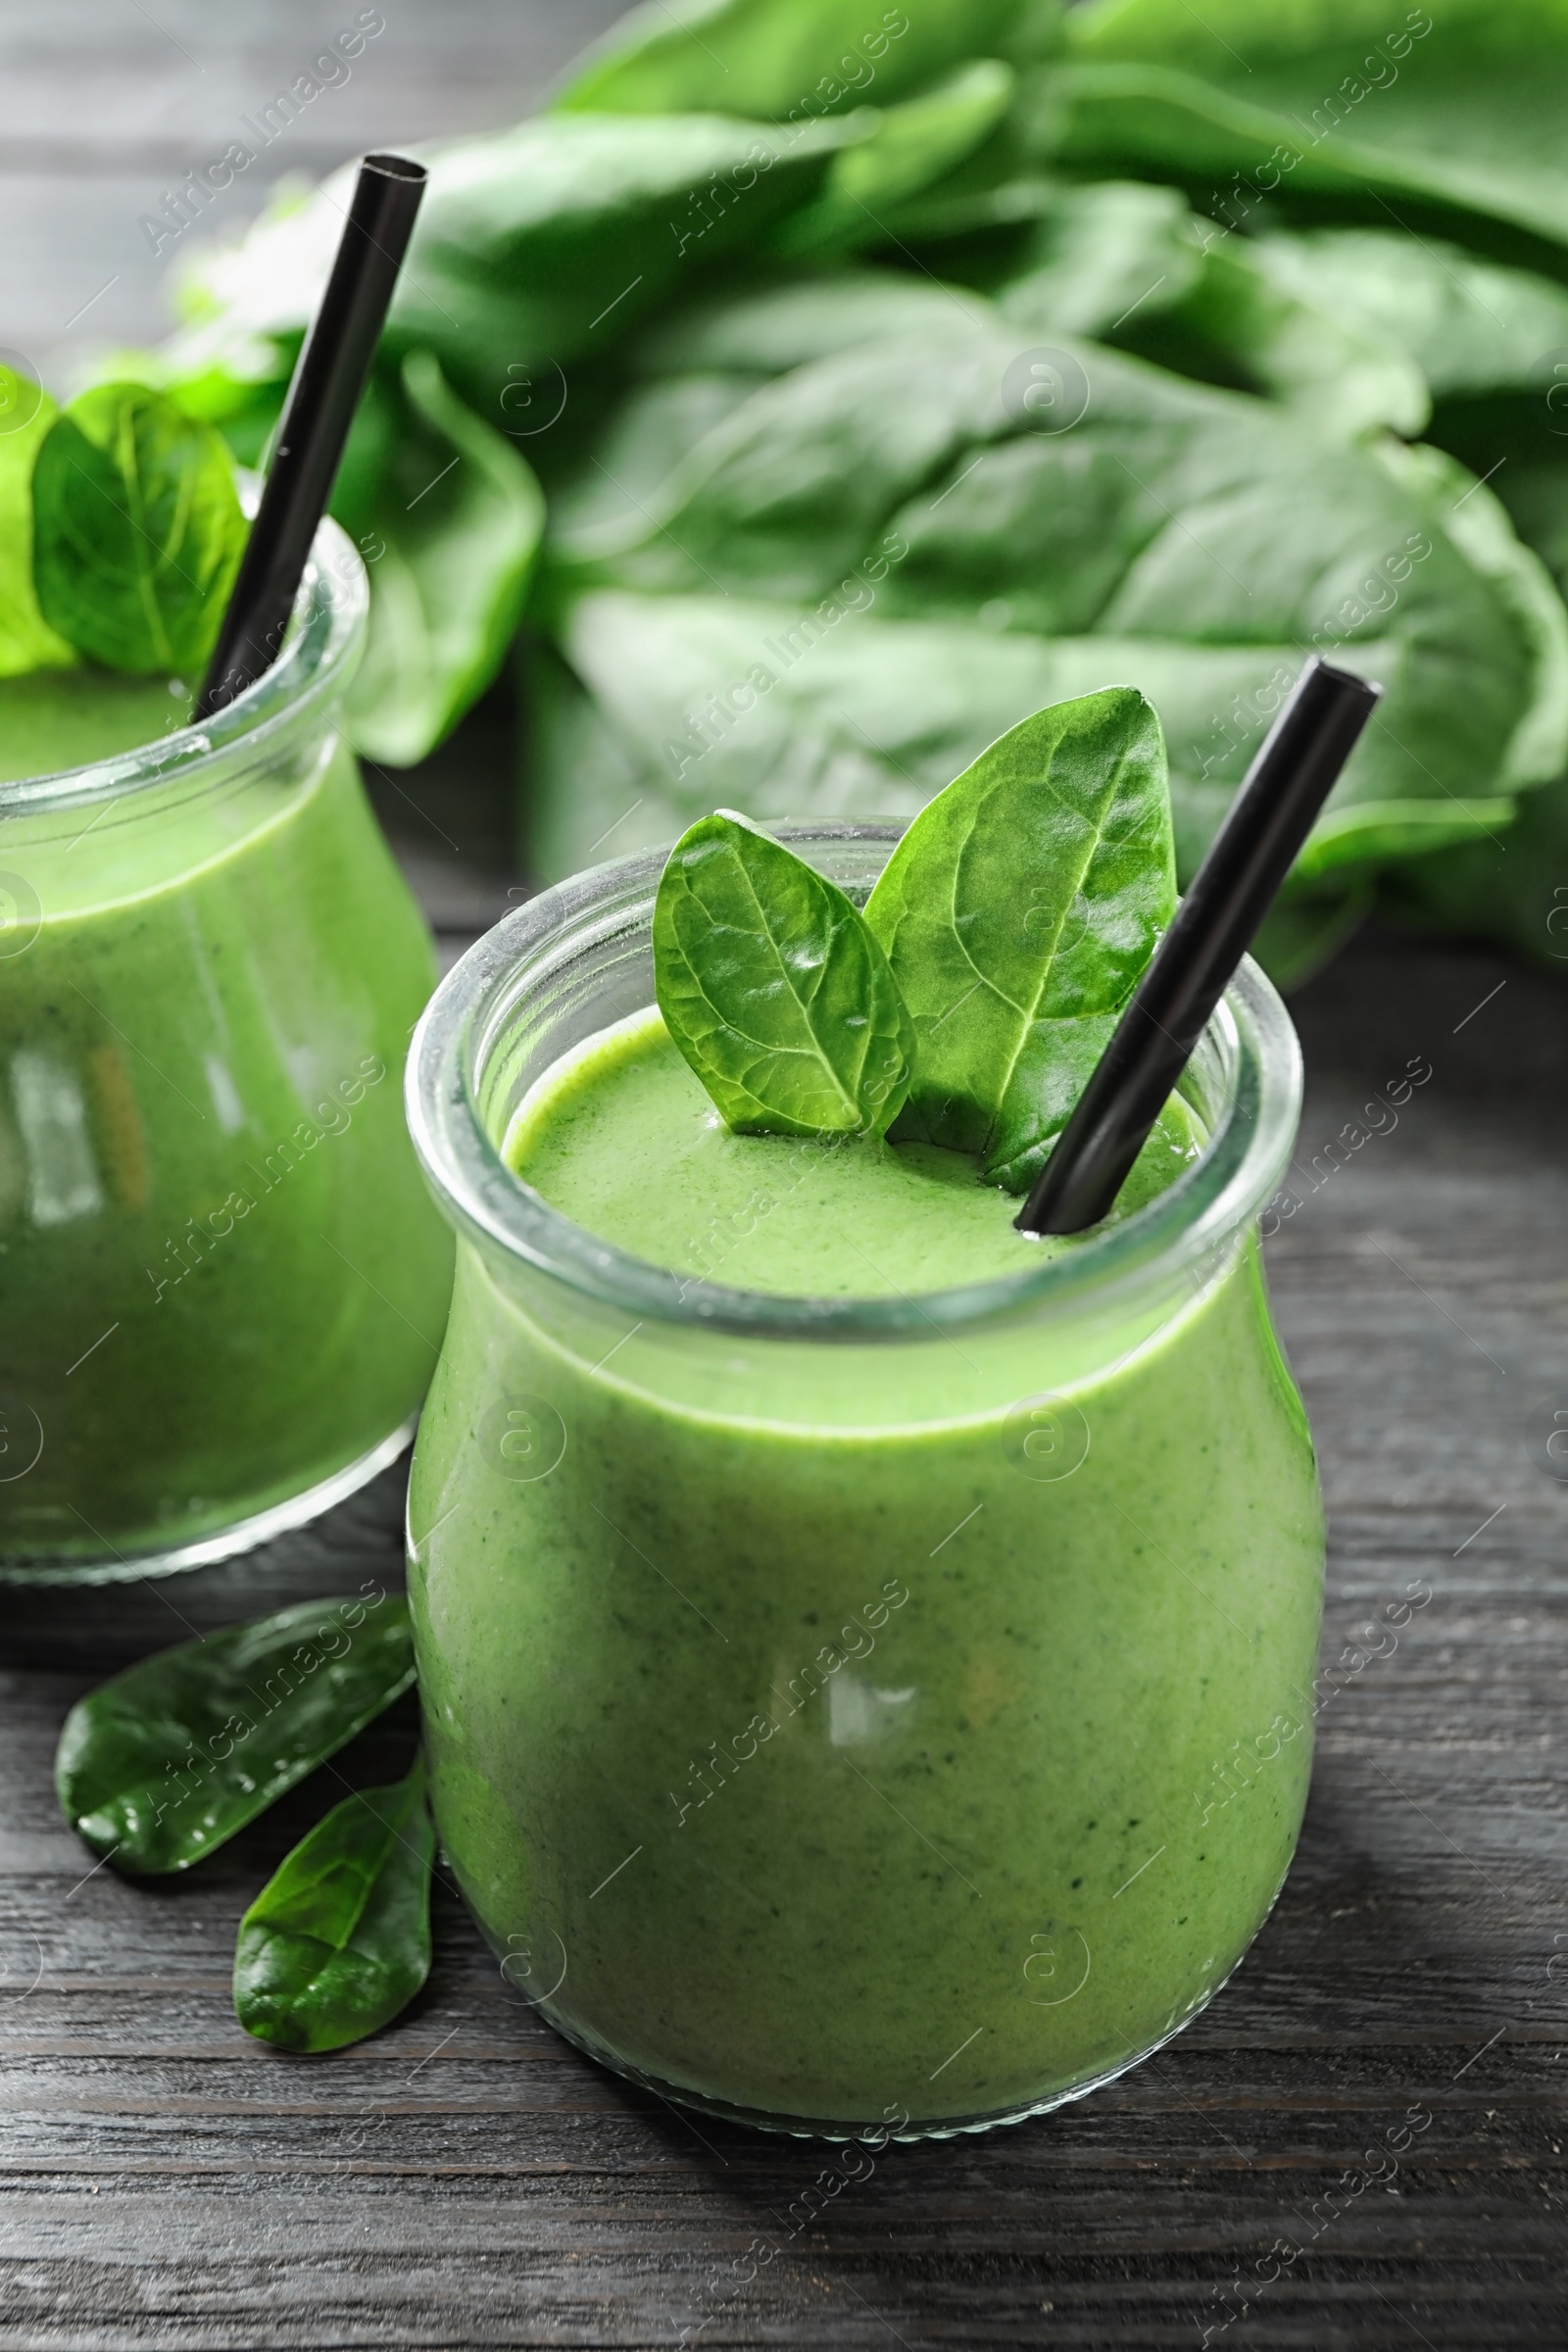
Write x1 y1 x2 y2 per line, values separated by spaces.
505 1006 1202 1298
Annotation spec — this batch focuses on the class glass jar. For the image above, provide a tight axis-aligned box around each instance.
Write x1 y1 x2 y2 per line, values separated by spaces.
405 824 1322 2139
0 523 453 1580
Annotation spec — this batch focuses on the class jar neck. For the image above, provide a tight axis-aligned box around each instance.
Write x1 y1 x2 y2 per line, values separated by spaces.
409 825 1304 1351
0 518 367 826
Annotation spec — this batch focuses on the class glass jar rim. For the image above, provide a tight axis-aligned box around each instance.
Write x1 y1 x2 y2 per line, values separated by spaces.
0 515 368 818
408 823 1304 1342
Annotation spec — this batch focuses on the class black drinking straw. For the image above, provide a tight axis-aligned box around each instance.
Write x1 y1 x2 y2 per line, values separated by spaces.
193 153 427 721
1014 658 1382 1239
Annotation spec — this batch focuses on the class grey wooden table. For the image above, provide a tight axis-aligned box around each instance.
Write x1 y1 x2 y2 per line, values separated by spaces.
2 700 1565 2349
3 5 1567 2345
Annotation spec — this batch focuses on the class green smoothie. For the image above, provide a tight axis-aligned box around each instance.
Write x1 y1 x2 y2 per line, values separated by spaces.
505 1009 1202 1296
408 1003 1323 2132
0 670 193 784
0 682 453 1568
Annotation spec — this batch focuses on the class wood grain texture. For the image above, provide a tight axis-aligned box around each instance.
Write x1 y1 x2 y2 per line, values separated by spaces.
4 5 1568 2342
3 874 1566 2347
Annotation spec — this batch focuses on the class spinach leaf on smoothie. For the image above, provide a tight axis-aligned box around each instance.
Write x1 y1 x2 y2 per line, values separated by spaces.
30 382 246 675
56 1594 416 1876
234 1754 434 2054
0 366 78 678
652 689 1173 1185
655 808 914 1137
863 687 1174 1191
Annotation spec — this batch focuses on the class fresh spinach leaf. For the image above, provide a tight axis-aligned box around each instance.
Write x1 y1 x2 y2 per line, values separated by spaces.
1254 879 1376 992
654 808 914 1137
30 382 245 675
554 322 990 596
633 265 969 377
857 97 1054 250
554 0 1027 122
335 350 545 766
1389 764 1568 970
995 178 1204 337
393 114 867 414
1053 0 1568 258
990 181 1426 438
0 367 77 678
545 311 1568 881
1201 233 1568 856
234 1754 435 2054
1291 796 1515 886
773 60 1017 258
550 268 968 552
526 585 1534 937
862 688 1173 1188
1115 244 1427 442
544 373 762 552
1090 218 1568 440
56 1594 416 1876
1245 228 1568 409
163 112 865 435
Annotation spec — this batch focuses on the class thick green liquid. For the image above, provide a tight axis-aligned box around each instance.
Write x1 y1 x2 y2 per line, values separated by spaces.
409 1012 1323 2131
0 670 192 782
505 1008 1202 1296
0 706 453 1567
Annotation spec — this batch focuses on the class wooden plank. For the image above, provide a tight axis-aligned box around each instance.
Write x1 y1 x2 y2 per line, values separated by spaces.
1 926 1566 2346
3 5 1567 2341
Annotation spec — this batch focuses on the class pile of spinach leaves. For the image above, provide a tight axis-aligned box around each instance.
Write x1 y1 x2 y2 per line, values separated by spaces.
93 0 1568 976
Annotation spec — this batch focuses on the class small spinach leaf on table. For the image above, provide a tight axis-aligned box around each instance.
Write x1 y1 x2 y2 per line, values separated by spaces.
31 383 245 674
56 1595 416 1876
655 809 914 1137
234 1754 434 2054
863 687 1174 1191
